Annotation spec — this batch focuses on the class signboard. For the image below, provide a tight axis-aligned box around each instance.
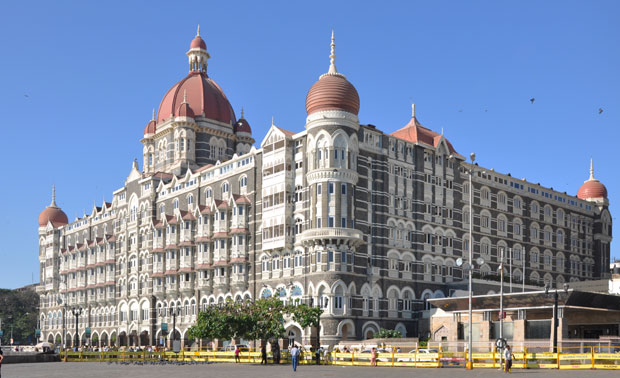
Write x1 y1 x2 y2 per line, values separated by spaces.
173 340 181 353
85 327 91 337
0 330 4 337
35 329 41 336
161 323 168 332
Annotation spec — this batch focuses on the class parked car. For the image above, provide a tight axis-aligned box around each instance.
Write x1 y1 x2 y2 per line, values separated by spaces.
359 348 391 362
397 348 439 362
222 344 250 352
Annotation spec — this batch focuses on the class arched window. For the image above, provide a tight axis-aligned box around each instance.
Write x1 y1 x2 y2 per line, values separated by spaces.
173 199 179 209
222 182 229 193
206 188 212 199
187 194 194 205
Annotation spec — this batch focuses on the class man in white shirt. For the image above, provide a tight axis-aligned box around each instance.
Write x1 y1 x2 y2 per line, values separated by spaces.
290 345 300 372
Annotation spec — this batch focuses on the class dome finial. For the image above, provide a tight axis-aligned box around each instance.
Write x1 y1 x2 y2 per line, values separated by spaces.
197 24 200 37
241 107 245 119
50 184 57 207
183 90 188 104
328 30 338 75
411 103 416 118
589 158 595 180
152 108 155 121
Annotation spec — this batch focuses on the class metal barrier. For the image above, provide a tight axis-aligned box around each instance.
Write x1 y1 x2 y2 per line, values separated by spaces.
59 347 620 369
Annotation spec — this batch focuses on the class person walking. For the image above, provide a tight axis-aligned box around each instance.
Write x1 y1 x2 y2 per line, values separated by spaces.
323 346 330 365
261 344 268 365
504 345 512 373
234 345 240 363
315 346 322 365
370 347 377 367
290 345 300 372
0 348 4 378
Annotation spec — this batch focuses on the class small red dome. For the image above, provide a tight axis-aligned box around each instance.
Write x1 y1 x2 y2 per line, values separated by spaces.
157 71 235 124
577 180 607 200
234 118 252 134
190 35 206 50
177 101 195 118
144 119 156 135
306 73 360 116
38 206 68 227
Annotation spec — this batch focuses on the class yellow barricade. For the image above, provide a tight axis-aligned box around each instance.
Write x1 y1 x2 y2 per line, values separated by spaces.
593 348 620 370
471 352 497 368
526 352 558 369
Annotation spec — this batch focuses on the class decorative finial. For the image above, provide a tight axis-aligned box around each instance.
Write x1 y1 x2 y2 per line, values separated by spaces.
328 30 338 74
50 184 57 207
197 25 200 37
589 158 595 180
271 116 275 126
411 103 416 118
441 127 444 135
183 90 188 103
152 108 155 121
241 107 245 119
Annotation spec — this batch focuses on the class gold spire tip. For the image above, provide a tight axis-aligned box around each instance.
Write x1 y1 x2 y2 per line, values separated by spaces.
411 103 416 118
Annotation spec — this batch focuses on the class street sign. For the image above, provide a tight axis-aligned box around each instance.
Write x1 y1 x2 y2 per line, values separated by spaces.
85 327 91 337
0 330 4 337
35 329 41 336
161 323 168 332
495 338 507 349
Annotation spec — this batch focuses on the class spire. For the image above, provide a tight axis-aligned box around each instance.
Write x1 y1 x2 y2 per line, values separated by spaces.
411 103 416 118
240 107 245 119
183 90 188 104
589 158 595 181
321 30 345 79
50 184 57 207
152 108 155 121
328 30 337 74
197 24 200 37
271 116 275 126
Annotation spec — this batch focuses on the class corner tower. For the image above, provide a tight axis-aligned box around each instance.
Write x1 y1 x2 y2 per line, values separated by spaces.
300 31 363 276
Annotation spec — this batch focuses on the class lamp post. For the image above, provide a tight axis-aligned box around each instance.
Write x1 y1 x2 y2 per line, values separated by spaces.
466 153 476 369
545 283 569 353
71 307 82 349
169 307 181 350
499 247 505 370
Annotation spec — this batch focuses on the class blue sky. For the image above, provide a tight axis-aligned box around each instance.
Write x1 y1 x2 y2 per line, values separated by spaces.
0 1 618 289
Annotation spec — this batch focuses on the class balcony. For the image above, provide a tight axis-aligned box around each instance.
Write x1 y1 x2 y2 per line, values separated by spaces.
153 286 165 296
298 227 364 247
197 279 212 291
180 230 194 243
196 225 212 238
179 258 193 269
213 276 228 288
179 281 193 292
152 237 164 250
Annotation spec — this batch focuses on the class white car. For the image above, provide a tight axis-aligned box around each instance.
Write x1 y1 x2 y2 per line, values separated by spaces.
396 348 439 362
359 348 391 362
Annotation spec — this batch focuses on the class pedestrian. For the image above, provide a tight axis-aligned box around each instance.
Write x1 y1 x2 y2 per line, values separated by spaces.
323 346 330 365
315 346 322 365
504 345 512 373
234 345 240 363
0 348 4 378
261 344 267 365
370 347 377 367
290 344 300 372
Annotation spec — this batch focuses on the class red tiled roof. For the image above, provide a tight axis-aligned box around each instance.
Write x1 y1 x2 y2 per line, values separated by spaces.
390 116 457 153
213 232 228 238
195 236 211 242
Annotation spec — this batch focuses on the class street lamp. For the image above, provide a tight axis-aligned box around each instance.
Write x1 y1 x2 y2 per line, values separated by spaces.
451 152 476 369
545 282 569 353
71 307 83 349
168 307 181 350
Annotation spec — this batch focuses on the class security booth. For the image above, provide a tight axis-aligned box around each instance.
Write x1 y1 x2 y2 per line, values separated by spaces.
428 290 620 346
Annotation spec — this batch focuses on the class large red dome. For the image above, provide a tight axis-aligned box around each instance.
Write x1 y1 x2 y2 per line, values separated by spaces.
38 205 68 228
577 180 607 200
306 74 360 116
577 160 608 200
157 71 236 124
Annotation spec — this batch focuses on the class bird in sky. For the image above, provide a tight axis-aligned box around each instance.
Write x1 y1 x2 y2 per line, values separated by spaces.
458 109 463 113
24 94 29 98
530 98 535 104
599 108 604 114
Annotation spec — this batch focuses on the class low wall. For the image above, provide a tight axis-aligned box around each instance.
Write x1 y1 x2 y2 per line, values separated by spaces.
2 353 60 364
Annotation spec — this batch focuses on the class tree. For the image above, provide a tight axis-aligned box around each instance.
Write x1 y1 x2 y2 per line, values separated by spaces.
245 297 286 342
0 288 39 345
374 328 402 339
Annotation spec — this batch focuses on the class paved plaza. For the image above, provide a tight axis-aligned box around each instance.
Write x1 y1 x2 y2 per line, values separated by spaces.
3 362 620 378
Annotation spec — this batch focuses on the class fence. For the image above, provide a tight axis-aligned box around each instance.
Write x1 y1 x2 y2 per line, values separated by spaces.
60 346 620 369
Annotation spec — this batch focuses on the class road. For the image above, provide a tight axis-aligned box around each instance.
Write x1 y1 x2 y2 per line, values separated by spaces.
3 362 619 378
